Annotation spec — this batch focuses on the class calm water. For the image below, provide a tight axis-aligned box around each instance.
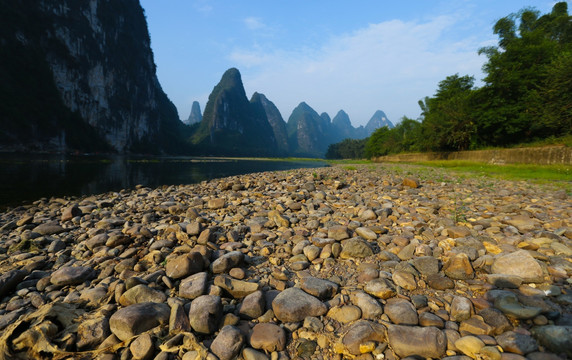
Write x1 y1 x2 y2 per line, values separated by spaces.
0 154 327 209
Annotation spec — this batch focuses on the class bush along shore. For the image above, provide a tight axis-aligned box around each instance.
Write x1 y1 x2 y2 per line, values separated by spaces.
0 163 571 360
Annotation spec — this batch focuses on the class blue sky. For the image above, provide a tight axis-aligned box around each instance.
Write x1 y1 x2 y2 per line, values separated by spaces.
140 0 561 126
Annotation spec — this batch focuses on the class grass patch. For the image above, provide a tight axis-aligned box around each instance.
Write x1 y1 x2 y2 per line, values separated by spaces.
412 160 571 190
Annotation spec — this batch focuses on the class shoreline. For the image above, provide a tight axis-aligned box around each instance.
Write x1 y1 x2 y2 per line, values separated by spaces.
0 163 571 359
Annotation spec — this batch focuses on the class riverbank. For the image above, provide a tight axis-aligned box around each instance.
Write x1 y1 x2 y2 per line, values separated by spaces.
0 163 571 359
373 145 572 165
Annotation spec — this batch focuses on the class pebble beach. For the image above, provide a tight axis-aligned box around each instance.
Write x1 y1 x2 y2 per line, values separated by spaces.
0 163 571 360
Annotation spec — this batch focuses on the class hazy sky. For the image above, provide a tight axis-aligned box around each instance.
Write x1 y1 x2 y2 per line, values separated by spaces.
140 0 560 126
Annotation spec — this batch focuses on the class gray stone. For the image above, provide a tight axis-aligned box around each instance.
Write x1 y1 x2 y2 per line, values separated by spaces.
327 305 362 323
51 266 95 286
491 250 544 283
130 332 154 360
340 238 373 259
179 272 208 300
427 273 455 290
109 302 170 341
250 323 287 352
169 302 191 333
0 269 27 299
450 296 473 322
33 222 65 235
328 225 349 240
418 312 445 328
214 275 259 298
384 298 418 325
238 290 265 319
165 252 204 279
61 204 82 222
364 278 396 299
211 251 244 274
411 256 440 276
272 287 327 323
77 317 110 349
531 325 572 357
210 325 244 360
495 331 538 355
494 292 542 320
387 325 446 358
350 291 383 320
478 308 513 335
188 295 222 334
299 276 339 300
119 284 166 306
342 320 386 356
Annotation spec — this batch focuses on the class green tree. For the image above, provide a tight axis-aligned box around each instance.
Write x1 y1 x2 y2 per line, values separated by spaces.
418 74 476 151
325 138 367 159
475 2 572 145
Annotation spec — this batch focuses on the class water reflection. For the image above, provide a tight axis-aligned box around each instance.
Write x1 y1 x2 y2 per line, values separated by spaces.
0 155 327 209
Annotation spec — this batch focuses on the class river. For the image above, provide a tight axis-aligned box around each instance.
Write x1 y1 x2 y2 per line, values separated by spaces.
0 154 327 209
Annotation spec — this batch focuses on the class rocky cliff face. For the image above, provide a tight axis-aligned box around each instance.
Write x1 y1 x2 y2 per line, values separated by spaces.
365 110 394 135
193 68 277 156
250 92 289 155
287 102 332 157
332 110 361 140
0 0 186 153
185 101 202 125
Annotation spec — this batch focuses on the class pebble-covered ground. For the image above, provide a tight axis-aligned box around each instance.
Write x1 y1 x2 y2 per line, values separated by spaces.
0 163 571 360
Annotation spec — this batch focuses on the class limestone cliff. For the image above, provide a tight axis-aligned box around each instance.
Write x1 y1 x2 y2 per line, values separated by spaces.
0 0 187 153
192 68 277 156
250 92 289 155
185 101 202 125
287 102 332 157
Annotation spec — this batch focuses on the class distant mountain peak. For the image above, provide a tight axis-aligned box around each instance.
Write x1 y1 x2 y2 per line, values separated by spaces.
192 68 278 156
365 110 394 135
185 101 202 125
332 110 352 129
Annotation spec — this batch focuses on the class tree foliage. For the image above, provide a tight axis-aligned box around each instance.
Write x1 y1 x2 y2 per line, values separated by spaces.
325 138 367 159
328 2 572 160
